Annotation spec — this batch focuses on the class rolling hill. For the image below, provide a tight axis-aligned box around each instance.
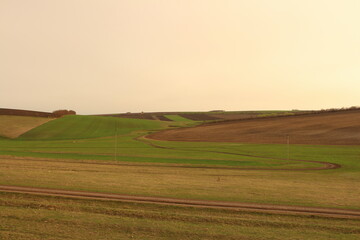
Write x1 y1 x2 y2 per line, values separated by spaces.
19 115 163 140
0 115 53 138
148 109 360 145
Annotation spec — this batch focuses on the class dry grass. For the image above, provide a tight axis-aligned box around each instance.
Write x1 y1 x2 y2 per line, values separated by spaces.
1 156 359 209
1 192 359 240
0 116 53 138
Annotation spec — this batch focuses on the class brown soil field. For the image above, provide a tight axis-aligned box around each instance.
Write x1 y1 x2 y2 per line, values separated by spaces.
0 108 53 118
179 114 221 121
102 113 157 120
208 113 258 120
156 115 172 121
148 110 360 145
97 111 301 121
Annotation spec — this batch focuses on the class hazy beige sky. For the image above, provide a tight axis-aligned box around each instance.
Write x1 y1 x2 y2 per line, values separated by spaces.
1 0 359 114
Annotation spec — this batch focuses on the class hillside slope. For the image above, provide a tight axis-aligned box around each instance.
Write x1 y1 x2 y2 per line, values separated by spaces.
19 115 162 140
0 116 53 138
148 110 360 145
0 108 53 118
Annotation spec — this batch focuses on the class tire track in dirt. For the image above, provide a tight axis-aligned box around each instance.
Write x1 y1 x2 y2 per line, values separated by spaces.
136 136 341 171
0 185 359 219
0 156 291 171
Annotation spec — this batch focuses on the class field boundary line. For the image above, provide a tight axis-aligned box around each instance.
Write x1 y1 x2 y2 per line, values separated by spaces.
136 136 341 171
1 185 359 219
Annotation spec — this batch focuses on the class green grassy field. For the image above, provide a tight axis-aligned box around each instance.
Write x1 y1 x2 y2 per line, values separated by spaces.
18 115 164 140
164 115 194 122
0 114 359 239
0 129 326 169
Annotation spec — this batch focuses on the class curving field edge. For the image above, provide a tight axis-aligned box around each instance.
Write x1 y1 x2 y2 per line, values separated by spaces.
137 136 341 171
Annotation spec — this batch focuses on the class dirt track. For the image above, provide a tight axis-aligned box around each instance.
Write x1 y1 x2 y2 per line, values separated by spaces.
148 110 360 145
136 137 341 171
1 185 359 219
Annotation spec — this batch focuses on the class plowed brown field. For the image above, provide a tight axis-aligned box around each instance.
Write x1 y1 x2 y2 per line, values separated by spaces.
148 110 360 145
0 108 53 118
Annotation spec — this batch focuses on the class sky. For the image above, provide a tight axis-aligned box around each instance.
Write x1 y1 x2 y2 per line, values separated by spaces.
1 0 359 114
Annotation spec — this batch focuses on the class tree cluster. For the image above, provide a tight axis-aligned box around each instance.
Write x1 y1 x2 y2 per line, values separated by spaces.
52 109 76 118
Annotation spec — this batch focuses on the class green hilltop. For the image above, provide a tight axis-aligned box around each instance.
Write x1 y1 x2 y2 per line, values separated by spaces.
18 115 163 140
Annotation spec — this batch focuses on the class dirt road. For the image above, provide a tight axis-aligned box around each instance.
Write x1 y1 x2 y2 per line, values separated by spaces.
1 185 359 219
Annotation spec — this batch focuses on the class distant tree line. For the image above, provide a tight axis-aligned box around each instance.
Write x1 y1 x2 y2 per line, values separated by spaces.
52 109 76 118
0 108 77 118
318 106 360 112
